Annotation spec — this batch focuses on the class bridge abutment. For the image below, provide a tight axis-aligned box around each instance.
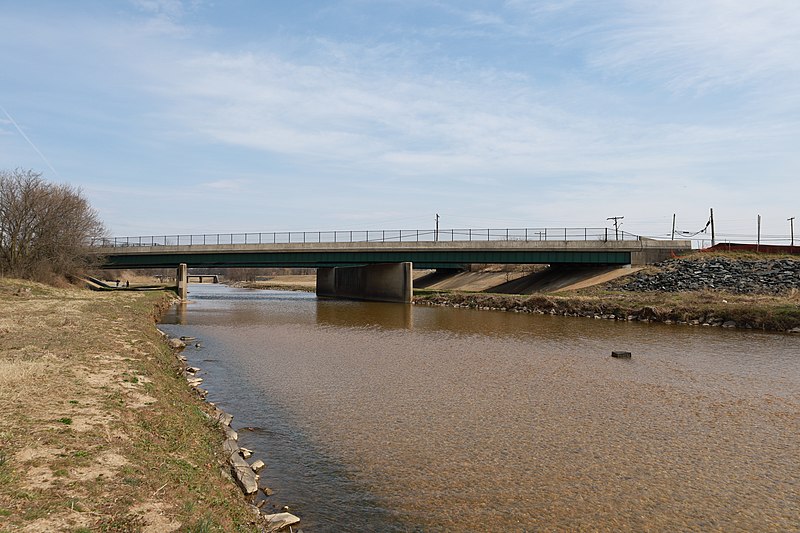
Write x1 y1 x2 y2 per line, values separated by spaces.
316 262 413 304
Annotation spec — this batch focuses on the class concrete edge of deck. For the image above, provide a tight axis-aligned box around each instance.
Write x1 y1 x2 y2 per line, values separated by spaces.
95 238 691 266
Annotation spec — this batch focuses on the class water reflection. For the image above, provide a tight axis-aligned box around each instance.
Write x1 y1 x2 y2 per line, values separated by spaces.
315 300 413 330
174 301 188 325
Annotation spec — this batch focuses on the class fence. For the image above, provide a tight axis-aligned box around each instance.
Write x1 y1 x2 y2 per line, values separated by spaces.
92 227 641 247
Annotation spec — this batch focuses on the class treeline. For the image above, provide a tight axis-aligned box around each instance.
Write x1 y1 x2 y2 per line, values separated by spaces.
0 168 105 282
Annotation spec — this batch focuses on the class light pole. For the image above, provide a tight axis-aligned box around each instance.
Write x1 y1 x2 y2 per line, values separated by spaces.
435 213 440 242
789 217 795 250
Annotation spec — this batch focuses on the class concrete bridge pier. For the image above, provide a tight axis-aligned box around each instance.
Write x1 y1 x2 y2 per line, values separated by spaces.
316 262 413 304
177 263 188 300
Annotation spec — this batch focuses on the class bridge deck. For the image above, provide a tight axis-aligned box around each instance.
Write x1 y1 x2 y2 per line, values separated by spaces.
95 239 691 269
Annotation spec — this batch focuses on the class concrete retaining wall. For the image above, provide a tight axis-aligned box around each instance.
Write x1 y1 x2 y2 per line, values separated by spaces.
316 262 412 303
630 239 689 265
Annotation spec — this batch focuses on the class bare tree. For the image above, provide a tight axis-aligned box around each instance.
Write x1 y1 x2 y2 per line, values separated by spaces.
0 169 106 282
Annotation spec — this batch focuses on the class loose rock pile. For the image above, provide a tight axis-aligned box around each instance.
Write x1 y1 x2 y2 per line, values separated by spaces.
619 257 800 294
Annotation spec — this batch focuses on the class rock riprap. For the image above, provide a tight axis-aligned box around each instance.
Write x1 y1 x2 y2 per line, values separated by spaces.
619 257 799 294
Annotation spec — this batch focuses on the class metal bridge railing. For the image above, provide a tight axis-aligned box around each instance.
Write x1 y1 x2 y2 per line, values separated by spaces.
91 227 641 248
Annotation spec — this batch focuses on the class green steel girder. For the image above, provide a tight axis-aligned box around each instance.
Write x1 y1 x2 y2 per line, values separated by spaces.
100 249 631 269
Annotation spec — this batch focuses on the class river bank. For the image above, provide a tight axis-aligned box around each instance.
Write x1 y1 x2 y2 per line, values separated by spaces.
0 278 264 531
414 289 800 332
416 254 800 332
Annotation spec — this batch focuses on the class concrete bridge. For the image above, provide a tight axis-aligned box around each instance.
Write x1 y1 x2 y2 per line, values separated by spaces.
93 228 691 303
187 274 221 284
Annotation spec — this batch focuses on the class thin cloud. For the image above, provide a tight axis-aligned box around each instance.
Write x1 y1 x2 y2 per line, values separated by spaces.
202 179 252 192
152 46 791 188
583 0 800 93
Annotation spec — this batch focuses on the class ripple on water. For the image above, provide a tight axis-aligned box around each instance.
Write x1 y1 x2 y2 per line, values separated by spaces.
160 285 800 531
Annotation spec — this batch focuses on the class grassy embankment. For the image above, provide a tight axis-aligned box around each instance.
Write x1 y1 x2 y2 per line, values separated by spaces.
0 278 259 532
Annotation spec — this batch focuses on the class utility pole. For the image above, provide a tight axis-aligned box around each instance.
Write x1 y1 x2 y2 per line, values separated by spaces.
789 217 795 251
671 214 676 240
710 208 715 247
757 214 761 252
607 216 624 241
435 213 440 242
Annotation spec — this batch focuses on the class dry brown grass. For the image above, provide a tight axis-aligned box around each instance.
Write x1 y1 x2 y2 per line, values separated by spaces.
233 276 316 292
0 278 260 532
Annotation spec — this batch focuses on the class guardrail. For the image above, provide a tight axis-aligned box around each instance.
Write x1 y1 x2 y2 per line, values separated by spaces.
91 227 641 248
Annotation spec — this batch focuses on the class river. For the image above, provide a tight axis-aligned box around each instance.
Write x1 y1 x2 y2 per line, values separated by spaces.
159 284 799 531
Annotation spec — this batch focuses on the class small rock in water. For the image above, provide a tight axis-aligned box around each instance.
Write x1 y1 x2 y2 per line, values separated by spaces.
263 512 300 533
222 438 239 455
229 452 259 495
239 447 253 459
168 338 186 350
217 411 234 426
261 486 274 497
611 351 632 358
251 459 266 473
223 425 238 441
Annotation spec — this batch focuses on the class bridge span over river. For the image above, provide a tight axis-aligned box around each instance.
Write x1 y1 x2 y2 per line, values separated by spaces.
93 227 691 303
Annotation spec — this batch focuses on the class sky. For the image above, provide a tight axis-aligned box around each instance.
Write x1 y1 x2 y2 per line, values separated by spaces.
1 0 799 244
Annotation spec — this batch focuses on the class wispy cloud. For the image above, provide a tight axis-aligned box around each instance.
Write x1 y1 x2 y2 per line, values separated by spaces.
202 178 252 191
570 0 799 94
129 0 202 37
131 0 188 19
151 45 787 187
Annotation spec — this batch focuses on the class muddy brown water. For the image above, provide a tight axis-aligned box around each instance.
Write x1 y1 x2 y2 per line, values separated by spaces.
159 285 799 532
